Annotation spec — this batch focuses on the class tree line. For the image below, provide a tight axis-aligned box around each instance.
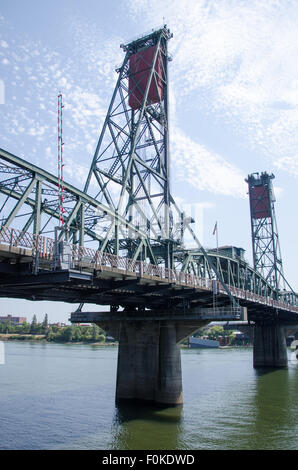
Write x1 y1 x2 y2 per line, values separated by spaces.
0 314 108 343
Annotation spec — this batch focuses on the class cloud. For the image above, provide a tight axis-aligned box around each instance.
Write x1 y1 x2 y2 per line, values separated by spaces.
0 17 117 189
2 0 296 206
171 126 246 198
127 0 298 177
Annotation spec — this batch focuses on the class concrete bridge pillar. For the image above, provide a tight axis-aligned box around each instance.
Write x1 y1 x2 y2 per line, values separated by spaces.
96 318 207 405
253 323 288 368
114 321 183 405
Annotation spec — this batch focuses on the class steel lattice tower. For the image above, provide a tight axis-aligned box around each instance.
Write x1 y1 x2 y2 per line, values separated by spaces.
84 26 175 267
246 172 285 293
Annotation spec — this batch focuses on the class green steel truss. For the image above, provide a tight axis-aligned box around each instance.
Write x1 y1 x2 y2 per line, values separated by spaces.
246 172 295 297
175 248 298 306
0 27 297 309
84 26 177 266
0 147 148 250
0 146 297 306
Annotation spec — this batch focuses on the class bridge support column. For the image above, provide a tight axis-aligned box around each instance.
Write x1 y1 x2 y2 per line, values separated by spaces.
253 324 288 368
114 321 183 405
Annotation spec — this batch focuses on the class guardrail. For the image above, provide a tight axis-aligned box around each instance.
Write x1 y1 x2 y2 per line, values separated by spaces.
0 226 298 314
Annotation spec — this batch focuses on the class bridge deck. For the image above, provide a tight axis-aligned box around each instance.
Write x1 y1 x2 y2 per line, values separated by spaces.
0 227 298 324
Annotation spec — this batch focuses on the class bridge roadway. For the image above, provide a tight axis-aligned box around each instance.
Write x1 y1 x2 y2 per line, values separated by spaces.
1 226 297 404
0 226 298 321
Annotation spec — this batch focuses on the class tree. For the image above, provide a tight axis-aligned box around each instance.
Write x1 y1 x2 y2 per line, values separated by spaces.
42 314 49 333
72 326 82 342
20 321 30 334
60 326 73 342
1 320 12 334
51 324 59 333
98 334 106 343
205 325 225 340
92 324 99 342
30 314 38 334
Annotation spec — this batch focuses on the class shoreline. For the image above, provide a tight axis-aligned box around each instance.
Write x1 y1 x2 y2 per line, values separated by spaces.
0 334 254 349
0 333 118 346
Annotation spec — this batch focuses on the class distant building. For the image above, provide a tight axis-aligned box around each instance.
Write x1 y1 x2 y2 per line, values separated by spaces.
50 322 67 328
0 314 27 325
214 246 246 261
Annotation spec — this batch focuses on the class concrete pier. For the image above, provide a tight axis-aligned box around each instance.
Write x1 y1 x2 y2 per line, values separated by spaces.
253 323 288 368
96 318 208 405
114 321 183 405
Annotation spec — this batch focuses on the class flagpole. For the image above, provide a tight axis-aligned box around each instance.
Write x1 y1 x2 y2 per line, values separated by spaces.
213 221 218 252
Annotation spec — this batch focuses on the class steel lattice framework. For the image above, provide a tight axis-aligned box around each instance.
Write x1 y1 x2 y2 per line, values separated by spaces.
84 26 178 267
246 172 286 294
1 148 298 310
0 148 147 248
0 27 297 313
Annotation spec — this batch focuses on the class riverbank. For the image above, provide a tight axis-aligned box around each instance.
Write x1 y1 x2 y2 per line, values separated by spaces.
0 333 252 349
0 333 118 345
0 333 46 341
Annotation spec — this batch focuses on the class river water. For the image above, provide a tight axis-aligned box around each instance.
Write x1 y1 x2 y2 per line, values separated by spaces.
0 341 297 450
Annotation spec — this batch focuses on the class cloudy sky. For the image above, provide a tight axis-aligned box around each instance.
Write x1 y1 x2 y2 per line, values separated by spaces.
0 0 298 322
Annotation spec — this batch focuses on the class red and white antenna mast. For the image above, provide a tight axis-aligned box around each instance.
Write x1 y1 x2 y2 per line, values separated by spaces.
58 92 64 226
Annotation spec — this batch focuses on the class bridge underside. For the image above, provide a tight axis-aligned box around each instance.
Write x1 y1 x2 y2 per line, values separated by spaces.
0 259 297 325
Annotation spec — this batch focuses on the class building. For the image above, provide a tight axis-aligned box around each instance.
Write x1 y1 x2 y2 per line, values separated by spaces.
215 246 246 261
0 314 27 325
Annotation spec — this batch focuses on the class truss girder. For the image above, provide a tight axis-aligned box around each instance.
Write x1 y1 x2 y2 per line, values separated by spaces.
0 147 149 250
2 28 296 313
175 249 278 299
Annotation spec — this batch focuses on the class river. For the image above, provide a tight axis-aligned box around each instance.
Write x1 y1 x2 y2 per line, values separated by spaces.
0 341 297 450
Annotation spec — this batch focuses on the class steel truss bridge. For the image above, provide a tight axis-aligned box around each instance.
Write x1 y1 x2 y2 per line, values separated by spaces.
0 146 297 324
0 219 298 327
0 26 297 403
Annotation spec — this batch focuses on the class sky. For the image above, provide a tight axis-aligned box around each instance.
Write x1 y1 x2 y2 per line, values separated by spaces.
0 0 298 323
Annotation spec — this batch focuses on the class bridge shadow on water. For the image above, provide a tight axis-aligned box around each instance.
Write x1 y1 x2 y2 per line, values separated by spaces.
109 402 183 450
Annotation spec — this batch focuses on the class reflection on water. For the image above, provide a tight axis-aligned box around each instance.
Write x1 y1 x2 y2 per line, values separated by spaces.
290 351 298 362
0 342 297 450
110 403 182 450
246 368 291 449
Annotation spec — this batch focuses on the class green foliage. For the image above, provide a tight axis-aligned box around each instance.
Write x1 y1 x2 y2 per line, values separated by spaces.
7 334 37 341
0 320 12 334
0 319 108 344
30 314 38 334
205 325 225 340
197 325 236 344
42 314 49 333
20 321 30 334
44 324 107 343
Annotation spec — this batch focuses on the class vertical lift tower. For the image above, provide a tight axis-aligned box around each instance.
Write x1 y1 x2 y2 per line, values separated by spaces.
84 26 174 268
246 172 284 292
79 27 240 404
246 172 287 367
85 27 186 404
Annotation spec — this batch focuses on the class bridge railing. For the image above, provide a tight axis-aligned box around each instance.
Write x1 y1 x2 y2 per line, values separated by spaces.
0 226 298 313
0 226 54 258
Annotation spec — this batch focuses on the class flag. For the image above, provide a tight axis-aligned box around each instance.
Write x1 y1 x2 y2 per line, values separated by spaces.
213 221 217 235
